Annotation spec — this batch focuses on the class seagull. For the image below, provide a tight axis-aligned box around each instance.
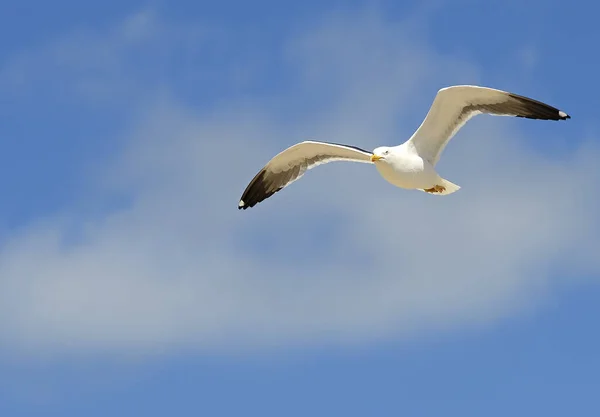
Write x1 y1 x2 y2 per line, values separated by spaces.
238 85 570 210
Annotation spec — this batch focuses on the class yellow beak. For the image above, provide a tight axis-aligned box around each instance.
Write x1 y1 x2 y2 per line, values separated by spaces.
371 154 383 162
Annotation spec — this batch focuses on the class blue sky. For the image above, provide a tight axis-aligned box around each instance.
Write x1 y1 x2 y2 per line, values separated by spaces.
1 1 599 416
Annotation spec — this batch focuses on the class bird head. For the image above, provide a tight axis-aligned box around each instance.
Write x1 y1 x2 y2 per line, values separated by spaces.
371 147 391 162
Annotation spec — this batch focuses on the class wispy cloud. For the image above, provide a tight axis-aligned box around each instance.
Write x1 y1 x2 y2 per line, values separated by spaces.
0 8 597 356
0 9 224 106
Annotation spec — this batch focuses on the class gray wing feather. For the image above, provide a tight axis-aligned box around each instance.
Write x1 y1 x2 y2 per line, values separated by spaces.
408 85 570 165
238 141 373 209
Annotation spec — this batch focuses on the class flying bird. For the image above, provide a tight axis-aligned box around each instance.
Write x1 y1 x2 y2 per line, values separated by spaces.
238 85 570 210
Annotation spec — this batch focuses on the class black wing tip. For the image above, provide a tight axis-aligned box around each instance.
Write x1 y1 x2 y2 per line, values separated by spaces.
516 111 571 121
558 111 571 120
238 199 258 210
507 92 571 121
238 169 267 211
238 169 281 211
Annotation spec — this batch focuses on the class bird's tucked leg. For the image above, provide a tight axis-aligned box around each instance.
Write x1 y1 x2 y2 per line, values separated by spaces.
423 185 446 194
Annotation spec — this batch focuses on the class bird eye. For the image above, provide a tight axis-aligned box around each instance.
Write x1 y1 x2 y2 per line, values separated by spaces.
384 150 389 155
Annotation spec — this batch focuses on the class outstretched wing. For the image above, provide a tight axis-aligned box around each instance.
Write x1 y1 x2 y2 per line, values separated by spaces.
238 140 373 210
408 85 570 165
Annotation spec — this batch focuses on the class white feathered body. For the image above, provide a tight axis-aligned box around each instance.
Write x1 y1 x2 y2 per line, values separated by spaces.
373 143 441 190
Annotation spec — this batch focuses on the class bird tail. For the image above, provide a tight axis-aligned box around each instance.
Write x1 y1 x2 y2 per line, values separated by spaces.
439 178 461 195
420 178 461 195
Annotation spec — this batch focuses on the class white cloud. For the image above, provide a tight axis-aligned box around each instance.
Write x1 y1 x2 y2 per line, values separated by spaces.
0 9 597 356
